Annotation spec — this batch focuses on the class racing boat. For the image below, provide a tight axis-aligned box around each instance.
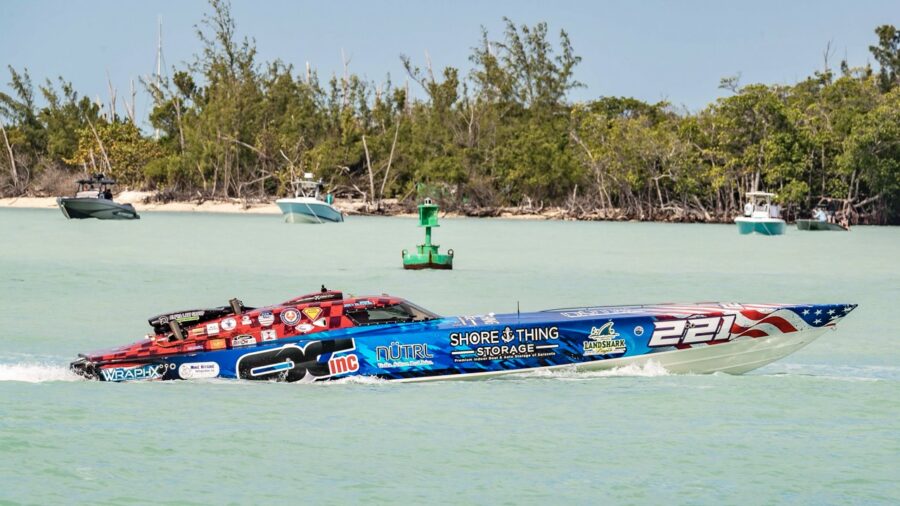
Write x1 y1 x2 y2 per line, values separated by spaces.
70 288 856 382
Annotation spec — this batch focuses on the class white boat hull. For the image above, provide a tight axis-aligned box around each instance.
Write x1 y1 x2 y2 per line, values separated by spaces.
575 326 827 374
734 216 786 235
275 198 343 223
401 327 832 382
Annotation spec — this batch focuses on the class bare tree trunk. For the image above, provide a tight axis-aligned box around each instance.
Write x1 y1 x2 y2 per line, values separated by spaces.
378 122 401 202
85 118 112 173
174 98 185 153
106 72 117 120
197 162 208 193
0 123 18 188
361 134 376 207
341 49 350 108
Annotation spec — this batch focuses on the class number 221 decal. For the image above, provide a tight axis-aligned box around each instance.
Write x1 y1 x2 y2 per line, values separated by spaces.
648 315 736 347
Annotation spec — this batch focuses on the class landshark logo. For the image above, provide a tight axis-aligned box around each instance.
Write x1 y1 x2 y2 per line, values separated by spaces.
582 322 627 356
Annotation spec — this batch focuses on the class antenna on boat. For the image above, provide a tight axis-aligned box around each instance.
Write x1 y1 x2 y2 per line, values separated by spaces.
517 301 520 321
154 15 164 140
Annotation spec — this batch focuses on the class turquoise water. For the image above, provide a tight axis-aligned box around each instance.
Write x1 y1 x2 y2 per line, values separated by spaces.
1 208 898 504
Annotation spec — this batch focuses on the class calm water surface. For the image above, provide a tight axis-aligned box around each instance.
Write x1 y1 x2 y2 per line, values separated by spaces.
1 209 898 504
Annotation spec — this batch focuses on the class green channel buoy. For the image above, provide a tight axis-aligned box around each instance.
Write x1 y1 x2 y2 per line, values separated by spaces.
402 198 454 270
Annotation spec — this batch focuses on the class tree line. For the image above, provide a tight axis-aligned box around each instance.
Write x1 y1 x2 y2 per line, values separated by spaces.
1 0 898 223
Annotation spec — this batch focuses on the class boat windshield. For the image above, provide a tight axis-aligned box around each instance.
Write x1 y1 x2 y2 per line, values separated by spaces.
346 302 439 326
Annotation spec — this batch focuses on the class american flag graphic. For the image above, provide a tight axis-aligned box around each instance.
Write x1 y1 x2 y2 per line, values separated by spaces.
640 303 858 340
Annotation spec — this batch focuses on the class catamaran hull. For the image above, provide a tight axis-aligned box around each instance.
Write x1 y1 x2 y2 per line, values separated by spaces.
275 199 343 223
72 302 855 382
735 217 786 235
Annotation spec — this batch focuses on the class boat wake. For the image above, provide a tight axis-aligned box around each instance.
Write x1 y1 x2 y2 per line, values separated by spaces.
326 375 390 386
523 361 671 380
0 362 83 383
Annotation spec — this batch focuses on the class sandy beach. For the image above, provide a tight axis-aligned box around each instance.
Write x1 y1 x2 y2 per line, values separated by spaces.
0 192 559 219
1 192 283 215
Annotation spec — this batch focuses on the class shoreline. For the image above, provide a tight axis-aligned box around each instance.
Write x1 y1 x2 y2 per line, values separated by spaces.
1 193 867 225
0 193 581 220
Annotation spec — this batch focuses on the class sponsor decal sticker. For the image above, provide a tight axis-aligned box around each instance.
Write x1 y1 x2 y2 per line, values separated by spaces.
208 339 226 350
236 339 357 382
302 307 323 321
206 322 220 336
178 362 220 379
296 323 314 333
258 311 275 327
648 315 735 347
159 310 204 325
297 292 339 303
241 315 252 326
328 354 360 375
449 326 559 362
100 363 166 382
260 329 277 341
376 342 434 368
561 307 645 318
455 314 500 326
221 318 237 331
280 308 301 326
634 325 644 337
582 322 627 356
232 334 257 347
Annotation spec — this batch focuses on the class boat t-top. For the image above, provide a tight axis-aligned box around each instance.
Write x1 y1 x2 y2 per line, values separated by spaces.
734 191 785 235
57 174 139 220
275 173 343 224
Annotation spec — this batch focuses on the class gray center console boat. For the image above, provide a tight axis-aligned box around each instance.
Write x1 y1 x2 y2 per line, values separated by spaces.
57 174 139 220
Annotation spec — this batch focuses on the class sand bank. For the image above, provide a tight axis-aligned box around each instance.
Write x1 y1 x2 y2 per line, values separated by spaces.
0 193 577 220
0 193 282 215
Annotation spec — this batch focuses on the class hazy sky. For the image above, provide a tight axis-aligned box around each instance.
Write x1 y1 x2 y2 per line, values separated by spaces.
1 0 897 128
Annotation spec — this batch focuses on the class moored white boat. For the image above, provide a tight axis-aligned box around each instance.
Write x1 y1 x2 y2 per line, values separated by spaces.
275 173 343 223
735 191 785 235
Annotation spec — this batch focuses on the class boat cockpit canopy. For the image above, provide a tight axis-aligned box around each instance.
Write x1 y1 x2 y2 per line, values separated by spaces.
345 301 439 326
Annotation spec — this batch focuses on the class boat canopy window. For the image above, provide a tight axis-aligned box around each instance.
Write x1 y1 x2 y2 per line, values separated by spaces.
346 302 438 326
